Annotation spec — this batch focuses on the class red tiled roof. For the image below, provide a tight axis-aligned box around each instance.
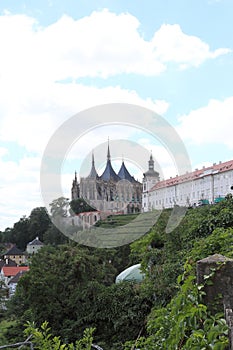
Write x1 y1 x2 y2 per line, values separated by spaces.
150 159 233 192
2 266 29 277
8 270 28 284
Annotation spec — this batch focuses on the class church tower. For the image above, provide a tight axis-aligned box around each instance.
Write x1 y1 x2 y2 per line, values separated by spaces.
71 171 80 200
142 153 160 211
71 141 143 214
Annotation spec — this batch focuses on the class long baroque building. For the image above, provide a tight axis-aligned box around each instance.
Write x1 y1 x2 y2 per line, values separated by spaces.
71 143 142 214
142 159 233 211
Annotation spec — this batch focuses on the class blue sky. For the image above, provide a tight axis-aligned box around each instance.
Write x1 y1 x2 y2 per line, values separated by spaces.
0 0 233 230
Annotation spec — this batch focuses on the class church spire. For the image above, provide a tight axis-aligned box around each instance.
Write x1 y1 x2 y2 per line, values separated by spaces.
100 139 119 181
87 151 98 178
143 152 159 179
149 152 154 171
107 137 110 161
71 170 80 200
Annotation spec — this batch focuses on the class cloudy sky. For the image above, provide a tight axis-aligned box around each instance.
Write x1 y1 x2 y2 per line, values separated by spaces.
0 0 233 230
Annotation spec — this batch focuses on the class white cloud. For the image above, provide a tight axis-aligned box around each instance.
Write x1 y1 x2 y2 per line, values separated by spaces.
0 155 43 229
0 82 169 153
151 24 231 69
0 10 229 86
177 96 233 148
0 8 230 230
0 10 228 156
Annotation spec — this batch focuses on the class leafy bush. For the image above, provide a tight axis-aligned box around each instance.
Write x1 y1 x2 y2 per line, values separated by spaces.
124 263 229 349
24 321 95 350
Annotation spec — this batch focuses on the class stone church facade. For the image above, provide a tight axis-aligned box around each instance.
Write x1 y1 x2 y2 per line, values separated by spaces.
71 144 142 214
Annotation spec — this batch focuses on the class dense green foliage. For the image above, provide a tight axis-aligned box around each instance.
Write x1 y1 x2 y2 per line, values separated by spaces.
130 197 233 305
0 197 98 251
70 198 96 215
1 196 233 348
24 321 95 349
4 243 150 349
125 263 229 349
0 206 68 251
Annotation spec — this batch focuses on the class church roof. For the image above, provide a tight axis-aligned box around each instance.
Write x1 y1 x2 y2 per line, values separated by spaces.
118 161 136 182
99 142 120 182
87 153 98 179
100 159 120 182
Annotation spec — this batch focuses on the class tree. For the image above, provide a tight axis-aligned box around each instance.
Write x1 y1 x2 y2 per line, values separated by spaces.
7 244 117 340
0 207 51 250
10 216 30 250
125 264 228 349
70 198 96 215
28 207 51 242
6 243 152 349
43 224 68 245
24 321 95 350
49 197 70 218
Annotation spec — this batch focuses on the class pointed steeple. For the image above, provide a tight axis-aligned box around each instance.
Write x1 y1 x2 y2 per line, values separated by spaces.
143 152 159 178
71 170 80 200
87 151 98 178
107 137 110 161
118 161 136 182
149 152 154 172
100 140 119 181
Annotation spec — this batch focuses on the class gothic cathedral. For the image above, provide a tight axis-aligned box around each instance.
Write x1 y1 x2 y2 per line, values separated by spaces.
71 143 143 214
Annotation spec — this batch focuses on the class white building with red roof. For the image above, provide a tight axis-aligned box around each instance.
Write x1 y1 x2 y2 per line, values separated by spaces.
0 266 29 285
142 159 233 211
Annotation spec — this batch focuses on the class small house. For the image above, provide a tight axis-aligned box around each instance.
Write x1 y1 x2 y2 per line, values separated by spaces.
4 245 26 265
26 237 44 255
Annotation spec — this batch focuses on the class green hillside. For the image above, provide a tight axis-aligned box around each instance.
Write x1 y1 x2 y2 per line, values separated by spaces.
94 213 139 228
1 196 233 349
